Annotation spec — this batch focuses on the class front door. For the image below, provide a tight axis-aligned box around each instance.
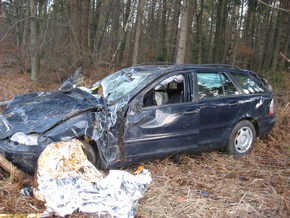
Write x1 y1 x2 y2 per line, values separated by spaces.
123 73 200 162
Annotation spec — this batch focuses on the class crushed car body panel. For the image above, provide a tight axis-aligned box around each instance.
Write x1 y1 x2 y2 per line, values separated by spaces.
0 88 103 138
0 87 106 173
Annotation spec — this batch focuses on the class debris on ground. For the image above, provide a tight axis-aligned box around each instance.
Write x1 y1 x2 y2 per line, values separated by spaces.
33 139 152 217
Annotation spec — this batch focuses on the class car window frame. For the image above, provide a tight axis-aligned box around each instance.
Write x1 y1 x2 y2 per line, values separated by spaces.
225 71 268 96
193 69 242 101
140 71 194 109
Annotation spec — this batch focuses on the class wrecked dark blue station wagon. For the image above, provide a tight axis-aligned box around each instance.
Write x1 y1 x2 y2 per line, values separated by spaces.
0 64 276 174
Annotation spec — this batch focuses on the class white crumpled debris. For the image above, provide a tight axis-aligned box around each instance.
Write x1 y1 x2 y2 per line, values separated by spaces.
33 139 151 217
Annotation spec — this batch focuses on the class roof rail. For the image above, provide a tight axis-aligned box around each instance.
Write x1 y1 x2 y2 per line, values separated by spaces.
134 63 242 70
134 62 175 66
195 64 241 70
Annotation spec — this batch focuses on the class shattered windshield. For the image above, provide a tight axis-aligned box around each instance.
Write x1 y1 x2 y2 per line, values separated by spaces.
95 68 151 104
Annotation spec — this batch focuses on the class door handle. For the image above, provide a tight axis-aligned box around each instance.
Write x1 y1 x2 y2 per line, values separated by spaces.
216 102 239 107
229 101 239 107
183 109 199 115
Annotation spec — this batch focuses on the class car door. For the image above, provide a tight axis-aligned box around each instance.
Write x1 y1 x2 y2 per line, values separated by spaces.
122 72 200 161
195 70 246 148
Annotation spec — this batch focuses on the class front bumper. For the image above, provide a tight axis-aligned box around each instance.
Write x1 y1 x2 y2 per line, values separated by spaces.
0 140 46 174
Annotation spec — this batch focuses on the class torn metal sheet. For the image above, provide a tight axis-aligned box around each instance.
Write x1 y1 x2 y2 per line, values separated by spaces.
0 87 105 173
255 97 264 109
34 139 151 218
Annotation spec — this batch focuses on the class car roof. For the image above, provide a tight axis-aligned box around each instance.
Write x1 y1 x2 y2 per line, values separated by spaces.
131 63 254 76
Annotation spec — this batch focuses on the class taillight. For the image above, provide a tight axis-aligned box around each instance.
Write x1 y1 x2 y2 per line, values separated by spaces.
268 99 274 115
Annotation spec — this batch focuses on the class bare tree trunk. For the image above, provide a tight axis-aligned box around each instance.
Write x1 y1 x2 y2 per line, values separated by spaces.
153 0 167 62
96 0 114 51
80 0 90 65
167 0 181 62
271 13 282 70
132 0 145 65
117 0 132 65
176 0 190 64
278 0 290 71
207 0 215 63
67 0 90 67
196 0 203 64
90 0 102 53
22 1 30 71
111 0 121 58
15 0 22 71
213 0 228 63
111 0 135 64
30 0 41 81
225 4 239 64
232 0 244 66
261 0 275 71
241 0 255 69
257 1 271 72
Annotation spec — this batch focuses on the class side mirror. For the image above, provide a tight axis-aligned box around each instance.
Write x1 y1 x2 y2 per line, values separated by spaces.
131 99 142 113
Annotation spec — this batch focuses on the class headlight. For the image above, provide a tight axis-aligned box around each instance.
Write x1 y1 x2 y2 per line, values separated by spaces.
10 132 40 146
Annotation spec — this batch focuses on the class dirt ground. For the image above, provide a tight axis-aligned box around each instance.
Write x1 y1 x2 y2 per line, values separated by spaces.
0 70 289 218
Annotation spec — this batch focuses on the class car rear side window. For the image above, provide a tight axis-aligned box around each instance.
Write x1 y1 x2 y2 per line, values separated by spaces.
197 72 239 99
232 74 266 94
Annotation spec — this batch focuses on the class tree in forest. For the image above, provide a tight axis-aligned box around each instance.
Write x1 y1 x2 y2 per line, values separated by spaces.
67 0 90 67
0 0 289 80
111 0 135 65
212 0 228 64
30 0 41 81
194 0 204 64
280 0 290 70
132 0 145 65
176 0 192 64
271 0 290 71
166 0 181 62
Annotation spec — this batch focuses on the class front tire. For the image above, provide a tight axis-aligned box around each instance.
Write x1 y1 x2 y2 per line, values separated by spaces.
80 140 97 166
226 120 256 156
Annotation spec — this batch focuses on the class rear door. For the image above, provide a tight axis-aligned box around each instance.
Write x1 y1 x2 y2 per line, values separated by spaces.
123 72 200 161
195 70 246 148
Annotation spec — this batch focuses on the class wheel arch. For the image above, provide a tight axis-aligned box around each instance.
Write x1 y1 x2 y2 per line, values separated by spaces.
240 117 259 137
79 137 107 170
227 117 259 142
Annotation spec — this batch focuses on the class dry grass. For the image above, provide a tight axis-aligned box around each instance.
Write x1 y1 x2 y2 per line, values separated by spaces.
139 148 289 217
0 70 289 218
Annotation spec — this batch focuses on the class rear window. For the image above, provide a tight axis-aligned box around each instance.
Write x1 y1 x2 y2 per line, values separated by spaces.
232 74 265 94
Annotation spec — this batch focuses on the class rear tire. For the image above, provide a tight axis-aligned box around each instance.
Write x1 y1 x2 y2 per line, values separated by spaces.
226 120 256 156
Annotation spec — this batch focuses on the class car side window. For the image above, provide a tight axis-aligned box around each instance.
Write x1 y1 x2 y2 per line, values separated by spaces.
143 74 184 107
197 72 239 99
231 74 265 94
221 73 240 96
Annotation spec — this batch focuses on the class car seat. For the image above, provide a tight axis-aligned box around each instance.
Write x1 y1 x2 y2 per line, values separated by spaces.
167 83 183 104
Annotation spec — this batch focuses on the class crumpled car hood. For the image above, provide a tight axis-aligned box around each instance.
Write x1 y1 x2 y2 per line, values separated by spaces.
0 88 103 139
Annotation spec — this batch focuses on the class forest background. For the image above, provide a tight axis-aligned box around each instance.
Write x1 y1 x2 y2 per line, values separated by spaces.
0 0 289 82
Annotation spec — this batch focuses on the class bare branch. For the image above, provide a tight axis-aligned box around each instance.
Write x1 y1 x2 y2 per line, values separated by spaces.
0 17 28 41
280 52 290 62
256 0 290 13
0 100 11 107
0 154 29 181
